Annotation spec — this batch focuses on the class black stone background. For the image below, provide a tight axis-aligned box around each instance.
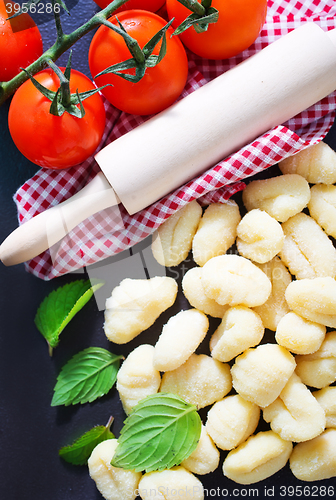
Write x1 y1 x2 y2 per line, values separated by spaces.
1 2 336 498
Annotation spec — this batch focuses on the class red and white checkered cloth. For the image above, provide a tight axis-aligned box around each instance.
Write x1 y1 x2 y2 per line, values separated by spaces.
14 0 336 280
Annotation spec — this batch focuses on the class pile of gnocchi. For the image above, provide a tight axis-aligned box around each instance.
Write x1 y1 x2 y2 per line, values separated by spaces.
88 140 336 500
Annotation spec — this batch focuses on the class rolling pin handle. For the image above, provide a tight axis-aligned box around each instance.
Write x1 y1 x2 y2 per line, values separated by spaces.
0 172 120 267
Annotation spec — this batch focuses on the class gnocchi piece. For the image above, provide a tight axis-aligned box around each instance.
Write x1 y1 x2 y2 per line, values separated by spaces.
285 277 336 328
236 209 284 264
313 386 336 428
153 309 209 372
308 184 336 239
253 257 292 331
201 254 272 307
209 306 264 362
205 394 260 451
116 344 161 415
295 331 336 388
279 212 336 280
192 201 241 266
88 439 142 500
151 200 202 267
275 311 326 355
160 353 232 409
278 141 336 184
104 276 177 344
231 343 296 407
262 373 326 442
182 266 228 318
138 467 204 500
181 425 220 475
289 428 336 481
242 173 311 222
223 431 293 485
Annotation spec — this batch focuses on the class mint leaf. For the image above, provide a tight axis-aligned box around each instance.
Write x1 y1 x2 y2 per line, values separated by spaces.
35 279 104 354
51 347 122 406
111 393 202 472
59 416 115 465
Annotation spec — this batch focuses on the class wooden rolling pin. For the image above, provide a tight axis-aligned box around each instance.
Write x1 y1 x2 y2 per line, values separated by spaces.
2 22 336 266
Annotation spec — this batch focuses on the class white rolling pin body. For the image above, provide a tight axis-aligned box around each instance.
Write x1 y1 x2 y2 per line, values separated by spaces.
2 22 336 267
95 23 336 215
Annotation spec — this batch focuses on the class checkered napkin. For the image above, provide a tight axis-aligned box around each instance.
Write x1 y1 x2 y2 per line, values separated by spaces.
13 0 336 280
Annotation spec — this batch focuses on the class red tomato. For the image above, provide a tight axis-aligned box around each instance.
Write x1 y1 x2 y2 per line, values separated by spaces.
0 0 43 81
8 68 106 169
93 0 165 14
88 10 189 115
166 0 267 60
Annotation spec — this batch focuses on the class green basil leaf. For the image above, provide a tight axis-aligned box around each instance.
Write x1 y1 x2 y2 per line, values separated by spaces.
51 347 122 406
111 393 202 472
59 416 115 465
35 279 104 354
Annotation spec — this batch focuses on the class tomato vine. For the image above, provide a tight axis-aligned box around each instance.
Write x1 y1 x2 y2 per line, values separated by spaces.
0 0 130 106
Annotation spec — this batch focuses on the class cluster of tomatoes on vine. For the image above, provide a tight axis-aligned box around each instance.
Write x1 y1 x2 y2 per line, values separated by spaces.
0 0 267 170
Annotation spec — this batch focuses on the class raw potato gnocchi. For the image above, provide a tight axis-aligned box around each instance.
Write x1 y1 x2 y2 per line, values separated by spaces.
290 429 336 481
181 425 220 475
192 201 241 266
160 353 232 409
295 331 336 388
285 277 336 327
205 394 260 451
209 306 264 362
116 344 161 415
279 140 336 184
90 140 336 495
242 173 311 222
253 257 292 331
182 266 228 318
201 254 272 307
88 440 142 500
151 200 202 267
308 184 336 239
223 431 293 485
153 308 209 371
262 373 326 442
236 209 284 264
231 343 296 407
279 212 336 279
275 311 326 355
313 386 336 428
138 467 204 500
104 276 177 344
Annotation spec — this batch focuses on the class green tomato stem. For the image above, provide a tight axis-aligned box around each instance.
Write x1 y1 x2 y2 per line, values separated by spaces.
100 18 146 65
173 0 217 36
201 0 212 11
47 57 72 107
177 0 206 16
53 0 65 40
0 0 130 107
